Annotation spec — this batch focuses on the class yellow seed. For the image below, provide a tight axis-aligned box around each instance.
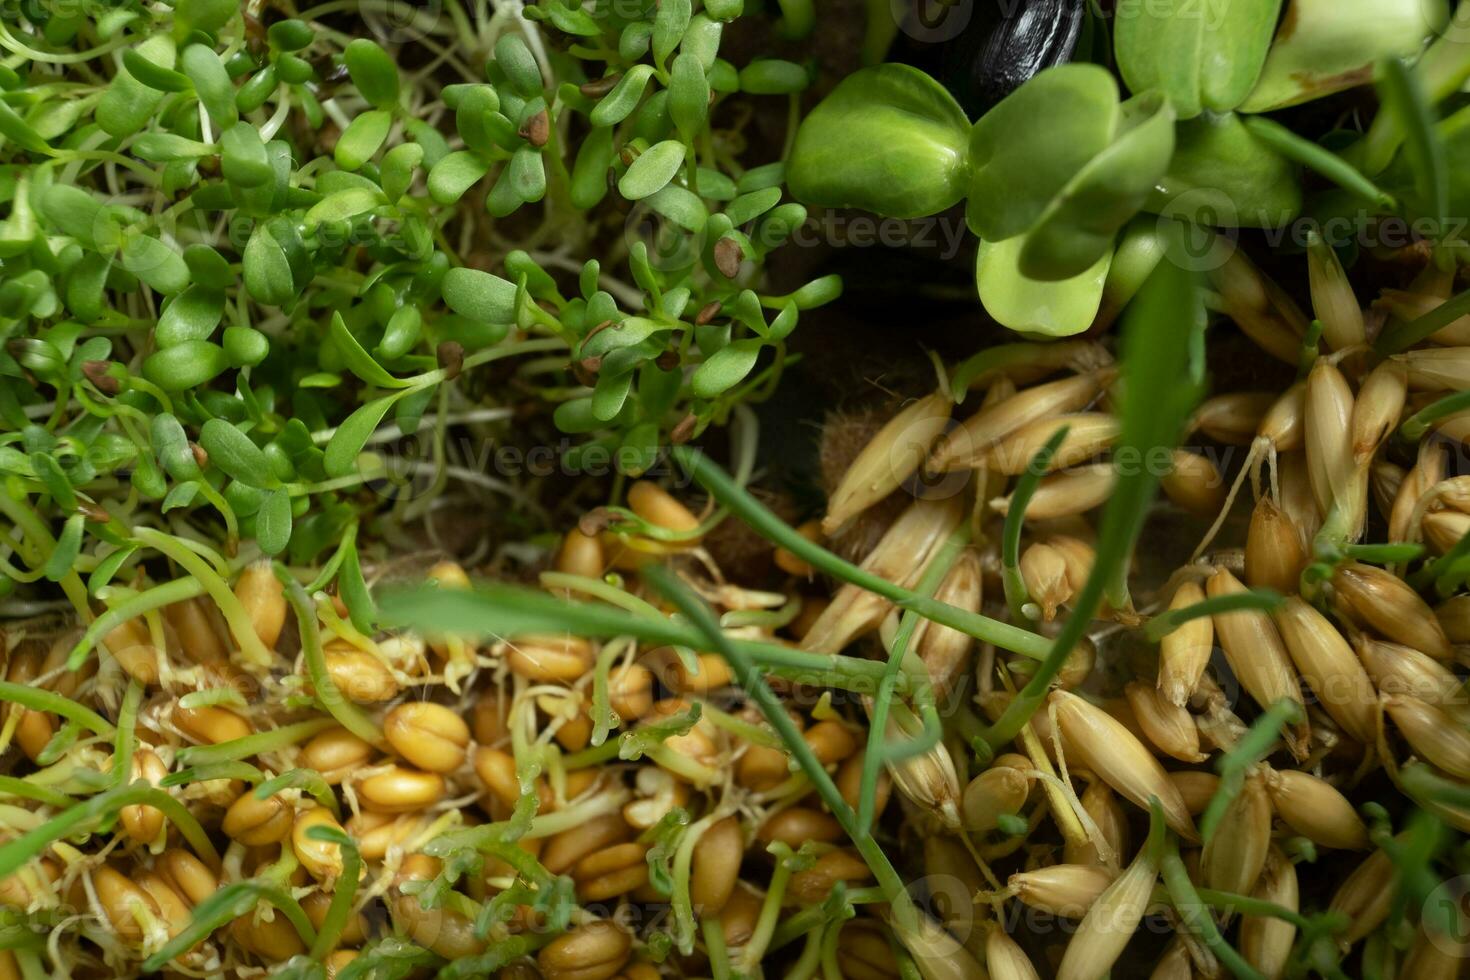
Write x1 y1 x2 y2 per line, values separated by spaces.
665 651 735 695
119 748 169 844
960 766 1030 833
982 412 1119 475
1207 567 1309 758
1161 450 1226 518
1351 361 1407 463
506 634 595 682
1371 459 1405 518
1049 689 1197 840
1064 780 1129 867
1056 839 1161 980
1264 768 1368 850
1328 845 1396 946
1423 509 1470 554
1241 847 1298 980
159 849 217 906
1047 535 1096 593
325 950 358 979
232 906 306 960
293 806 347 881
542 813 632 875
1305 360 1355 521
1020 542 1072 622
1191 392 1277 445
234 561 287 651
303 890 367 946
1277 452 1320 544
1438 593 1470 643
1157 582 1212 708
392 860 485 960
93 866 159 943
1011 863 1111 922
627 480 700 536
556 528 605 578
801 496 963 653
1333 561 1453 660
322 645 400 702
992 463 1115 520
1168 771 1220 816
355 765 446 813
1394 345 1470 391
824 390 952 532
1357 638 1468 716
384 701 470 773
573 842 650 902
690 815 742 916
1390 441 1446 544
299 727 375 784
1245 496 1306 596
774 518 822 577
165 595 229 665
837 749 891 817
1307 231 1366 351
1402 920 1470 980
1379 285 1470 343
787 849 872 904
223 791 295 847
1211 249 1309 363
985 925 1042 980
718 885 763 947
1384 694 1470 779
881 710 961 830
929 369 1114 472
837 921 900 980
1123 681 1205 763
172 703 252 744
758 807 844 847
1258 383 1306 451
909 547 981 698
1201 771 1271 898
1272 596 1376 743
538 920 632 980
101 617 161 686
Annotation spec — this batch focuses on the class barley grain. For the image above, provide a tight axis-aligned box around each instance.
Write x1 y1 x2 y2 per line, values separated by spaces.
1333 562 1453 660
1055 838 1161 980
1240 847 1298 980
930 369 1114 472
825 391 952 531
1124 681 1205 762
992 463 1115 520
1264 768 1368 849
1207 567 1308 756
1272 597 1376 743
1201 771 1271 898
1383 694 1470 778
1157 581 1214 708
1009 865 1115 918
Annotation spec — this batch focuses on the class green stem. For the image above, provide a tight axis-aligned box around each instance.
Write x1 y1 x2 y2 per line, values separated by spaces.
1399 388 1470 441
1143 588 1282 642
132 528 274 667
1240 116 1395 210
307 827 362 958
0 776 74 808
671 446 1050 660
0 682 114 736
1161 844 1265 980
0 783 220 881
175 717 338 768
1002 427 1070 621
280 571 386 746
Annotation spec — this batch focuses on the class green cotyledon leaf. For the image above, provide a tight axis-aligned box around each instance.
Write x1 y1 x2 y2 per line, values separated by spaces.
788 64 971 218
1115 0 1282 119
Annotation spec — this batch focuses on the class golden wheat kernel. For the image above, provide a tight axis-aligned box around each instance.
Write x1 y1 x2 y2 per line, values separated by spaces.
542 813 632 876
1423 509 1470 554
787 849 873 905
1352 361 1408 461
1258 382 1306 451
93 866 159 942
300 727 376 785
165 595 229 665
1329 846 1396 946
1009 865 1115 919
393 890 485 960
172 703 252 744
556 528 606 578
1357 638 1467 714
354 765 445 814
99 617 160 686
1020 542 1071 621
757 807 844 847
836 749 892 816
506 634 595 682
1212 248 1310 362
1306 231 1367 351
930 368 1114 472
320 645 400 702
993 463 1116 521
716 884 764 947
1383 694 1470 779
471 690 511 746
688 815 743 916
135 871 191 943
324 950 359 980
1264 768 1368 850
1157 581 1213 708
1065 780 1130 867
824 390 951 532
573 842 650 902
119 749 169 844
1207 567 1309 757
1245 495 1306 596
1305 359 1355 520
1238 847 1298 979
1192 392 1277 445
538 920 632 980
983 412 1119 475
802 719 858 767
1050 689 1197 840
1201 771 1273 900
1334 562 1453 660
1161 450 1227 518
666 651 735 695
960 766 1030 834
223 791 294 847
1123 681 1205 763
1056 837 1164 980
291 806 347 881
158 850 216 907
303 890 367 946
1272 596 1376 743
774 519 823 577
627 480 700 535
836 921 901 980
383 701 471 773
